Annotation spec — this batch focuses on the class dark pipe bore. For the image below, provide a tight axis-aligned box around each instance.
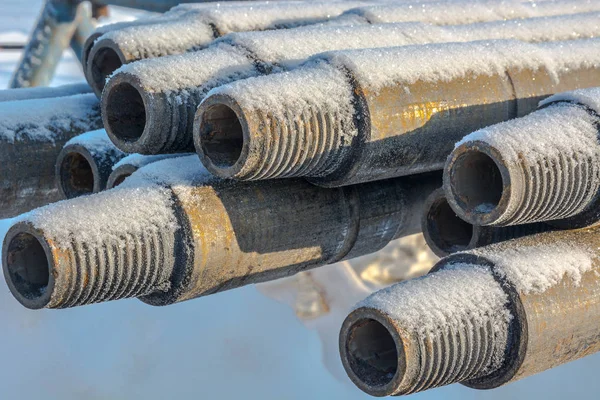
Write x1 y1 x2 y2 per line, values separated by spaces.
345 318 400 388
105 81 146 143
449 150 503 215
4 232 50 304
59 152 94 198
90 46 123 95
424 192 474 256
199 103 244 168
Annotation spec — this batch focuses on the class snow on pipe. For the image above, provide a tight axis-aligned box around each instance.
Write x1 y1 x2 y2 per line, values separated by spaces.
0 83 91 102
1 155 440 310
10 0 89 88
444 87 600 229
0 94 102 218
195 39 600 187
421 188 551 257
103 12 600 155
55 129 128 199
106 153 190 189
339 227 600 396
85 1 367 97
337 0 600 26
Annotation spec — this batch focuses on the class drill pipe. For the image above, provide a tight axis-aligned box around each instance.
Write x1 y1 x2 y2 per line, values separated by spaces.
444 88 600 229
0 83 91 102
422 188 551 257
195 39 600 187
1 155 440 309
106 153 189 189
55 129 128 199
10 0 88 88
103 13 600 155
338 0 600 26
0 94 102 218
340 226 600 396
85 1 366 97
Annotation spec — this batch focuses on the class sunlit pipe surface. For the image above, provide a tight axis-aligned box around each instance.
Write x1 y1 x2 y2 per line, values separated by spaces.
1 156 440 309
102 12 600 154
195 39 600 187
340 227 600 396
55 129 128 199
421 188 552 257
0 94 102 218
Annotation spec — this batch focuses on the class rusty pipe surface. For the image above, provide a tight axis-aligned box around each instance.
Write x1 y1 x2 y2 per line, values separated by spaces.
422 188 552 257
0 83 91 102
55 129 128 199
106 153 189 189
195 39 600 187
0 94 102 218
1 155 440 309
85 1 366 97
10 0 88 88
340 226 600 396
444 87 600 229
103 13 600 155
339 0 600 26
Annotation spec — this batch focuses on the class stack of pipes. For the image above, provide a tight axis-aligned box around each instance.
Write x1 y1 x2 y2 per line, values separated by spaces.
2 0 600 396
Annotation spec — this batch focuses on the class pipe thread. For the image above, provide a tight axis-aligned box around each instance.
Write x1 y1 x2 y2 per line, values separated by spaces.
52 226 174 308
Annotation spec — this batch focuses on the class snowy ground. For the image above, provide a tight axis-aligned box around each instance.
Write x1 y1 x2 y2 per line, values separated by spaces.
1 1 600 399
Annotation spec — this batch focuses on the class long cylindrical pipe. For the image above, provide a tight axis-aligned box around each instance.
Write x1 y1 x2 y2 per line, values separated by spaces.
85 1 367 96
422 188 551 257
444 87 600 229
195 39 600 187
10 0 87 88
0 83 91 102
106 153 189 189
337 0 600 26
103 13 600 155
0 94 102 218
340 227 600 396
1 155 440 310
55 129 128 199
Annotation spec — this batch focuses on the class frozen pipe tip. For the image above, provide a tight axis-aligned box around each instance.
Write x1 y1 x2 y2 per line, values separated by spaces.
82 32 103 80
340 308 406 397
87 38 126 98
194 94 250 179
102 75 148 153
422 188 474 257
56 145 98 199
444 142 510 226
2 222 54 310
106 164 137 189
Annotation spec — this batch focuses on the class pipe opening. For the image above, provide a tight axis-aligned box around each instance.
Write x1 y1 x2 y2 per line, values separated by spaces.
112 173 130 188
5 232 50 300
90 47 123 93
105 81 146 142
346 319 400 387
451 151 503 214
427 196 473 253
200 103 244 168
60 152 94 198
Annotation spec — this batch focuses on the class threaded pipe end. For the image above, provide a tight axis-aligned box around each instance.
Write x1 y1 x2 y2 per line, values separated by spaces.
86 38 126 98
340 266 512 396
195 93 351 181
3 219 176 309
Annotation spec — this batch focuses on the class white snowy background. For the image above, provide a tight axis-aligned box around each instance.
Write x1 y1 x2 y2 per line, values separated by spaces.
1 1 599 398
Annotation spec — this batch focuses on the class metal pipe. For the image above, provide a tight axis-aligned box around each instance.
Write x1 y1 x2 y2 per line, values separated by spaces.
69 4 96 63
0 83 91 102
444 88 600 229
1 155 440 309
195 39 600 187
339 0 600 25
55 129 128 199
85 1 365 97
10 0 87 88
106 153 189 188
92 0 239 13
339 227 600 396
422 188 551 257
104 13 600 155
0 94 102 218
